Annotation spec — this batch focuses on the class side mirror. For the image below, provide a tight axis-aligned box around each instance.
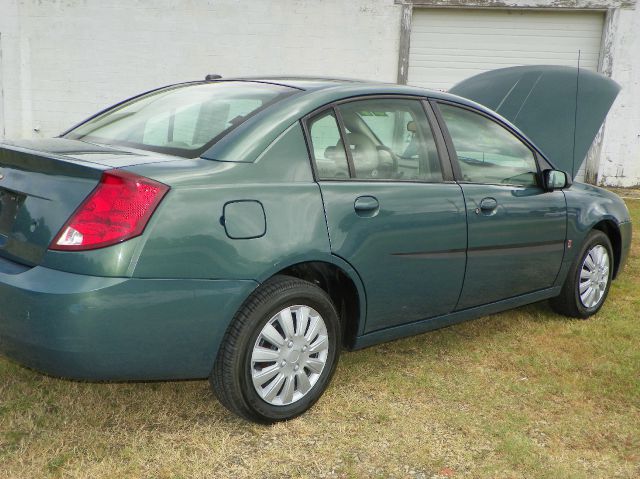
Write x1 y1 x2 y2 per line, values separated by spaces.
542 169 570 191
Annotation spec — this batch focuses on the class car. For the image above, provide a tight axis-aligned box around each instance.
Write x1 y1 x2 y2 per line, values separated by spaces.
0 67 632 423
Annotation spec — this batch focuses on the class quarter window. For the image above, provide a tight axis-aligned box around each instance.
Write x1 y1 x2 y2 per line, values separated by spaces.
337 99 443 181
308 110 350 179
439 103 538 187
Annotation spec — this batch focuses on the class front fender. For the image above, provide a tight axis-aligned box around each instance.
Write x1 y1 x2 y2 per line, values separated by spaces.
560 183 631 281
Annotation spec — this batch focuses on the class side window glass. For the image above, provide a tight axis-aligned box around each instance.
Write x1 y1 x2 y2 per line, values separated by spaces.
439 103 538 186
337 98 443 181
308 110 349 179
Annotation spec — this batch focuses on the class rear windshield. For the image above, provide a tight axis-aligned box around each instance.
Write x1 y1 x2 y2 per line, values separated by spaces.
64 81 296 158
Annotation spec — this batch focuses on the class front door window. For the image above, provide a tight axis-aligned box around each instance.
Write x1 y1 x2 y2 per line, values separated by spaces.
438 103 538 187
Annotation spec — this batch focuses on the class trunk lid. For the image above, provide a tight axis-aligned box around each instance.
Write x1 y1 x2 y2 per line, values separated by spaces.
0 138 179 265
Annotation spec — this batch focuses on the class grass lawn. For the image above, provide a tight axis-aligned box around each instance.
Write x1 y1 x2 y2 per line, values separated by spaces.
1 197 639 479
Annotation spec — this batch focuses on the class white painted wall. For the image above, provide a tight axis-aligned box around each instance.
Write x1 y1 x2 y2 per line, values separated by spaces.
0 0 638 186
0 0 400 138
597 6 640 187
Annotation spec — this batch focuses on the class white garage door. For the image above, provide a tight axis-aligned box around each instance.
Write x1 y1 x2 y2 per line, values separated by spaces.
408 9 604 91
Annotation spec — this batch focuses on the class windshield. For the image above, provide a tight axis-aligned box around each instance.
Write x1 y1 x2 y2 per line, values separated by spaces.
64 81 297 158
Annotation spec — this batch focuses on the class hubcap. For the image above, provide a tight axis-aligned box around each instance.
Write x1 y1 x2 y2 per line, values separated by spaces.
579 244 610 309
250 305 329 406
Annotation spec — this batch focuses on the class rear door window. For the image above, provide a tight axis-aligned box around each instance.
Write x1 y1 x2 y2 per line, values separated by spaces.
336 98 443 181
307 110 350 179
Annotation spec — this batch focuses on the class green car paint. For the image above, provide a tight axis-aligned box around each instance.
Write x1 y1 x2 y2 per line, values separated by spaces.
0 71 632 380
454 183 567 310
0 265 257 379
319 181 467 332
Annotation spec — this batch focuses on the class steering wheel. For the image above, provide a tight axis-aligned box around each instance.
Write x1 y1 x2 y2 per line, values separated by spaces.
376 145 400 179
335 133 379 178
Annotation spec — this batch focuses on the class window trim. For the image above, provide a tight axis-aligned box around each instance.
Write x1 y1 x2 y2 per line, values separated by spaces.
421 100 455 181
432 99 546 188
334 106 357 178
301 94 455 184
304 107 354 179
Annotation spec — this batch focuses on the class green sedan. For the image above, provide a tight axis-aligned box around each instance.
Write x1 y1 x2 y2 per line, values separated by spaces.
0 67 631 423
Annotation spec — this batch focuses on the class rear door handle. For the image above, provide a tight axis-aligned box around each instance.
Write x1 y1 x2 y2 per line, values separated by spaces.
354 195 379 216
477 197 498 215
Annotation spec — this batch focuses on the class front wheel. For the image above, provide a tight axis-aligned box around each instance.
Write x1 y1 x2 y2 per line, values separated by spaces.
550 230 613 318
211 275 340 423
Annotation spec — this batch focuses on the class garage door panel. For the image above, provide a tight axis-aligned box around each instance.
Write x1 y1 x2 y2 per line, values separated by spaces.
410 57 600 72
410 55 601 66
411 28 602 38
410 51 601 62
410 11 603 28
410 36 602 52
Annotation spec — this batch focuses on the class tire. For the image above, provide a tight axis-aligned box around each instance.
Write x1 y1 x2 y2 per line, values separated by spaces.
550 230 614 318
210 275 341 423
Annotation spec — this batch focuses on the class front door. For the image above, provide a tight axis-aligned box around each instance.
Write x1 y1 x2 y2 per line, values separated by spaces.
306 98 467 332
436 102 567 310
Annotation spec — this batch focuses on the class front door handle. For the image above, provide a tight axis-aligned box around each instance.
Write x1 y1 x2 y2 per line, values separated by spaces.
477 197 498 215
354 195 379 217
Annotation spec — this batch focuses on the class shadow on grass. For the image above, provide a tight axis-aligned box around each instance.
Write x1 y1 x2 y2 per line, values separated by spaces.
346 299 566 356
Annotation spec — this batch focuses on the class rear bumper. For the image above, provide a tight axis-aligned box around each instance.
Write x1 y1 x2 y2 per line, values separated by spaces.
0 261 257 380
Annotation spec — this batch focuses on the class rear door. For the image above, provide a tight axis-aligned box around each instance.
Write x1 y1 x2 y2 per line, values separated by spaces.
306 97 467 333
434 101 567 310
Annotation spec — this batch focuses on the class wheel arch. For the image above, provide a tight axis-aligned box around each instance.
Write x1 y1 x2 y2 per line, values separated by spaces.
262 259 367 350
592 219 622 279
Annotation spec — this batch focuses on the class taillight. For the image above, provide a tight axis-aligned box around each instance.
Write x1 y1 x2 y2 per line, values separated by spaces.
50 170 169 251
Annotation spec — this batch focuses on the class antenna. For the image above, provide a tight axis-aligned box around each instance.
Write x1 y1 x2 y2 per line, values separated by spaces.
571 50 581 179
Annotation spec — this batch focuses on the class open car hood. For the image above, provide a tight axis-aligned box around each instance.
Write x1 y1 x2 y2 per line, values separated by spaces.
449 65 620 179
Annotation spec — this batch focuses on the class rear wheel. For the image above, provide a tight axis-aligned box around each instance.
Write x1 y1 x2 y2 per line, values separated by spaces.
211 275 340 423
550 230 613 318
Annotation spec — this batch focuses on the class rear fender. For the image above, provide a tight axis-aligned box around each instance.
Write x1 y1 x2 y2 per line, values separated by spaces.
254 254 369 338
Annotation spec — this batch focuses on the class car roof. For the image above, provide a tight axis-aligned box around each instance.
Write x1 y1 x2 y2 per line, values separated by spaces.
218 76 377 91
197 76 550 166
209 76 510 113
212 76 458 98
